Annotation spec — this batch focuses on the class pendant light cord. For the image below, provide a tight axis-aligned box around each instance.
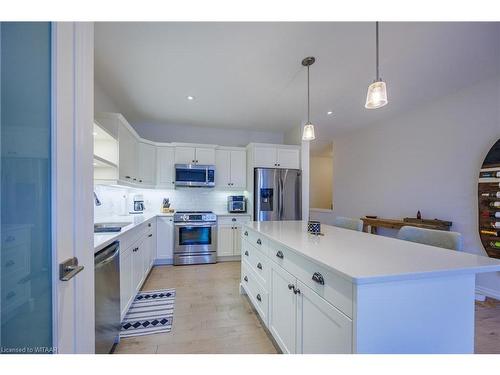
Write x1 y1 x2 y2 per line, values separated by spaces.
375 21 379 81
307 65 310 123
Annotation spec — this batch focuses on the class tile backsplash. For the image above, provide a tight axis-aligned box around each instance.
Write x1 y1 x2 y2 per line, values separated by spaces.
94 184 247 221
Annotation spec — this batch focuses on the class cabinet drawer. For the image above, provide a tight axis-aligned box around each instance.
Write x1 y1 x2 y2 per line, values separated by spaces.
242 228 268 256
241 261 269 325
218 216 251 226
268 240 353 318
241 241 269 288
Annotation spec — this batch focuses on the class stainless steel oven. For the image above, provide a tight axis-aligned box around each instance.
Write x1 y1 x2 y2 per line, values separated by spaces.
175 164 215 188
174 211 217 265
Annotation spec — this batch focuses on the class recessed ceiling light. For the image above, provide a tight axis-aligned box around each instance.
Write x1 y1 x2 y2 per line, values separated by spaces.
327 111 333 115
186 95 195 101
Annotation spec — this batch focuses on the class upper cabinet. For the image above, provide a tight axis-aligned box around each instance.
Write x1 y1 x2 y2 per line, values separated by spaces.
215 148 246 189
118 122 138 183
250 144 301 170
138 142 156 186
174 146 215 165
157 146 175 188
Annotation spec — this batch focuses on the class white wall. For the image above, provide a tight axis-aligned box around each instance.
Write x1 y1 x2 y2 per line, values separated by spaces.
94 80 121 114
310 156 333 209
132 122 283 147
332 76 500 298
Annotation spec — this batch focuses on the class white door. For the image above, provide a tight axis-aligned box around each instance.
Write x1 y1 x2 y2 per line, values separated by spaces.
230 150 246 188
138 142 156 185
253 146 277 168
277 148 300 169
215 149 231 188
174 146 196 164
217 225 234 257
157 146 175 188
157 217 174 261
296 281 352 353
52 22 94 353
195 147 216 165
269 263 297 354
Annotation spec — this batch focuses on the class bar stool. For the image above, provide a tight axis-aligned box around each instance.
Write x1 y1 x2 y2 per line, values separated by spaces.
396 225 463 251
333 216 364 232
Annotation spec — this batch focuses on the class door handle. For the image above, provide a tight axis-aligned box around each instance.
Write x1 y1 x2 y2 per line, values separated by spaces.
59 257 84 281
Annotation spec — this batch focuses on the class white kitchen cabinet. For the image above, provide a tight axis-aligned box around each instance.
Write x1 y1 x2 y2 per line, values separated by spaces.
250 144 300 169
120 245 134 318
157 216 174 263
215 148 246 188
217 216 251 257
296 280 352 354
269 262 297 354
138 142 156 186
277 148 300 169
157 146 175 188
118 123 138 183
175 146 215 165
132 238 145 294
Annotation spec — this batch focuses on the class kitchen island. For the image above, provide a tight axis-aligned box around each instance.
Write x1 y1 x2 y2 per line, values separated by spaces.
240 221 500 354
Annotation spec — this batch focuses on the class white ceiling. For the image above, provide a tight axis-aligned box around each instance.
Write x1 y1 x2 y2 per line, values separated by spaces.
95 22 500 143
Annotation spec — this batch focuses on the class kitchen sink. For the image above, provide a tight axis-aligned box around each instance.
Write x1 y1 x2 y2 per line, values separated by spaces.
94 222 132 233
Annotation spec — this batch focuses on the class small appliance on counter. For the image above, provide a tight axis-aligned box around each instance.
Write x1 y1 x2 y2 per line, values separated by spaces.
227 195 247 213
161 198 174 213
129 194 145 214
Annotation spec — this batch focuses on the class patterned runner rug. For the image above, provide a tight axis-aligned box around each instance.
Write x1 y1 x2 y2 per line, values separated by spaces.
120 288 175 338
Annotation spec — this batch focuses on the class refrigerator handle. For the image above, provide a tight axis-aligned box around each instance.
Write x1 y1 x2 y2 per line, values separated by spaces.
279 174 284 220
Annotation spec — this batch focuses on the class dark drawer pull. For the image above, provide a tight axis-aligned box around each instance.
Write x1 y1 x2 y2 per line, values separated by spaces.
148 223 152 227
148 234 153 237
257 262 262 270
256 294 261 302
5 260 15 267
244 231 248 236
288 283 294 290
6 291 16 300
256 239 262 245
244 251 249 256
232 218 236 222
312 272 325 285
244 276 248 282
293 288 301 295
125 176 131 179
276 250 284 259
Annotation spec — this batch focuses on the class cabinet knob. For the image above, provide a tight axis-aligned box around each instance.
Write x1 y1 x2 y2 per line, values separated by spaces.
288 283 294 290
133 178 137 181
139 179 143 183
125 176 131 179
293 288 301 295
256 294 262 302
232 218 236 222
276 250 284 259
148 234 153 238
148 223 151 227
244 276 248 282
244 231 248 236
257 262 262 270
256 238 262 245
244 250 249 256
312 272 325 285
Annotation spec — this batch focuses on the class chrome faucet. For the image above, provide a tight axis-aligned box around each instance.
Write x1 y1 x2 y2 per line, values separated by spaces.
94 192 102 206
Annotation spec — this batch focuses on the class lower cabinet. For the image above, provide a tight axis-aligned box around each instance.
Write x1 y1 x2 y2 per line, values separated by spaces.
120 244 134 317
217 215 251 257
157 216 174 263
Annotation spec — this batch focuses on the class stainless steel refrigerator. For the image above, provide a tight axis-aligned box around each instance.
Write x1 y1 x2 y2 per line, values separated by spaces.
254 168 302 221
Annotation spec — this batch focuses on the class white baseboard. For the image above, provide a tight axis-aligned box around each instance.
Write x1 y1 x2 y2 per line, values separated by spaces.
475 286 500 301
217 255 241 262
154 258 173 266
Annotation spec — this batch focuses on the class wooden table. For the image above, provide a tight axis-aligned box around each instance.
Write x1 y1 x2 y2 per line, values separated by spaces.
361 217 452 234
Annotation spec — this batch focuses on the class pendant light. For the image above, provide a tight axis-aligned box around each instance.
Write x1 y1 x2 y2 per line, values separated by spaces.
365 22 388 109
302 56 316 141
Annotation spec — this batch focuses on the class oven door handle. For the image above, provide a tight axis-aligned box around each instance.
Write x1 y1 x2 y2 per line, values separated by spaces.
175 222 217 227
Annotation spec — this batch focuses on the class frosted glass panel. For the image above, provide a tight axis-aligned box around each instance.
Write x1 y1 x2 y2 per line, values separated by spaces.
1 22 52 353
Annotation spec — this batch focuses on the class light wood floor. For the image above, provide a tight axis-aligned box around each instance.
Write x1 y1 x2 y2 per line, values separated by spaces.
114 262 278 354
114 261 500 354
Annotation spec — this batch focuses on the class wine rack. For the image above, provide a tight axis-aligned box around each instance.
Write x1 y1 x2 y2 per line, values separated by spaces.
478 139 500 259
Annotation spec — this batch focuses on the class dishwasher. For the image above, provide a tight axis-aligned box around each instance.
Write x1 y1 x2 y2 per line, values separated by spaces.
95 241 120 354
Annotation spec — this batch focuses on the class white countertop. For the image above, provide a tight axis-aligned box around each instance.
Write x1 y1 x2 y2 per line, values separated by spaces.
245 221 500 285
94 211 250 252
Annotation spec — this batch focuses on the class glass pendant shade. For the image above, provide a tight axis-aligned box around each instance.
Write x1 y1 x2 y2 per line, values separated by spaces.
365 80 388 109
302 122 316 141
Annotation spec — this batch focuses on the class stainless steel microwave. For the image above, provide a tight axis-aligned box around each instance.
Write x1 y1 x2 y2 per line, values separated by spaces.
175 164 215 187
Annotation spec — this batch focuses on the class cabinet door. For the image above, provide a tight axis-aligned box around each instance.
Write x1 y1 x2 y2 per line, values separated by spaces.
215 149 231 188
120 247 133 317
138 142 156 185
217 225 234 257
296 281 352 354
174 146 196 164
253 146 277 168
157 146 175 188
230 150 246 188
269 263 297 354
277 148 300 169
118 125 137 182
157 217 174 261
195 147 215 165
132 240 144 293
233 225 242 256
